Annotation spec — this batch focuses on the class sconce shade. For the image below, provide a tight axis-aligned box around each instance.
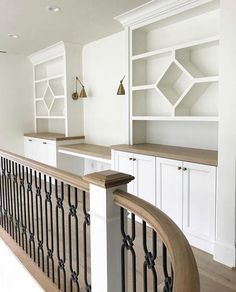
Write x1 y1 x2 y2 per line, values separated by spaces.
79 86 87 98
117 75 126 95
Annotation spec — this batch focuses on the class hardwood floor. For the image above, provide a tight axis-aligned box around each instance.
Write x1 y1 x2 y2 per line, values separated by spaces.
193 248 236 292
126 220 236 292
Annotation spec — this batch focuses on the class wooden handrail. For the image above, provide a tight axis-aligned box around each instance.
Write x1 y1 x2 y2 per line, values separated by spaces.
113 189 200 292
0 149 89 192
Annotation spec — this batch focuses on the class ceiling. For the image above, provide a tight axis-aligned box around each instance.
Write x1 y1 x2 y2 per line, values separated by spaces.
0 0 151 55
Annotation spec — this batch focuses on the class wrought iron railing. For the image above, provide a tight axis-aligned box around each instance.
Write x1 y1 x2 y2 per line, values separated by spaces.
0 150 200 292
0 149 91 292
114 189 200 292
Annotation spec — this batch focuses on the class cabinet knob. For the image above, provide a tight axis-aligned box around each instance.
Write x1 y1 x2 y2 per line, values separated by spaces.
43 142 47 145
129 157 132 161
133 158 136 161
177 166 182 170
183 167 187 171
28 139 32 142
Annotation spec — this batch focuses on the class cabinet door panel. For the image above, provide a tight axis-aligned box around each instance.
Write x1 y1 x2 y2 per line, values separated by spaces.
24 138 34 159
133 154 156 205
114 151 134 194
183 162 216 252
156 158 183 228
47 143 57 167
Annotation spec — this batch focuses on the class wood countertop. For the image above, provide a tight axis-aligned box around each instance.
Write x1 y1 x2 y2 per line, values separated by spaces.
59 143 111 163
111 144 218 166
24 132 85 141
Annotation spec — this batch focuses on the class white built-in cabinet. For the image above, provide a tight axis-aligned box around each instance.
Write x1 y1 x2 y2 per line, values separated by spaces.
112 151 156 205
112 150 216 254
25 42 85 170
116 1 220 148
24 137 56 166
29 41 84 137
156 158 216 253
24 136 85 176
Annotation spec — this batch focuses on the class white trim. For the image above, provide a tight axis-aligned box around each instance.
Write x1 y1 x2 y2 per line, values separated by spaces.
115 0 216 28
214 241 236 267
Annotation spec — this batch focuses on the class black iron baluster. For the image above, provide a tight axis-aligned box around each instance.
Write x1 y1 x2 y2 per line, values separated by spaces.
34 171 44 271
120 208 136 292
56 181 66 291
163 243 173 292
68 185 80 292
0 158 3 227
142 221 157 292
19 164 28 253
6 159 14 238
1 157 8 231
44 175 55 282
82 191 91 291
26 167 36 261
12 162 21 245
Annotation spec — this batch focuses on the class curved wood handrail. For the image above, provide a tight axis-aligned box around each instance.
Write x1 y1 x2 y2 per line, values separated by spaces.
113 189 200 292
0 149 89 192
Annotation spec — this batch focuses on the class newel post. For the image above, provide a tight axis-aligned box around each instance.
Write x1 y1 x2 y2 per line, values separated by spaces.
83 170 134 292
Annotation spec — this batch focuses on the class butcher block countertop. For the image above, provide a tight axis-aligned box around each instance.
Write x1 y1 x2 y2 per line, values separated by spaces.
24 132 85 141
111 144 218 166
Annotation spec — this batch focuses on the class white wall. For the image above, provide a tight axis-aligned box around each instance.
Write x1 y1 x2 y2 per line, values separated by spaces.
214 0 236 267
82 31 129 146
0 54 34 155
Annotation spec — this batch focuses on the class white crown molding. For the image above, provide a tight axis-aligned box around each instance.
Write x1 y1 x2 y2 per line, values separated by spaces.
115 0 216 27
29 41 65 65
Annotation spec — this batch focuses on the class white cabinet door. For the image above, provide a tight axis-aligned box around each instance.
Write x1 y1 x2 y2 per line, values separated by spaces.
156 158 183 228
133 154 156 205
114 151 134 193
47 143 57 167
24 137 57 167
24 138 34 159
182 162 216 253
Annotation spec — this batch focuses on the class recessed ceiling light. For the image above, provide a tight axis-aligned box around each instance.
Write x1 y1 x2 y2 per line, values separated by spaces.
8 34 19 39
46 5 61 12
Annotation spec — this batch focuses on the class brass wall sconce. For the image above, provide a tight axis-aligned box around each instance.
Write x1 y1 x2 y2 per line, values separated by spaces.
72 77 87 100
117 75 125 95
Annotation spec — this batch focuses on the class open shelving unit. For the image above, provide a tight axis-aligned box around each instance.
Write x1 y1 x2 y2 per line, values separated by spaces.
129 2 220 145
30 42 84 136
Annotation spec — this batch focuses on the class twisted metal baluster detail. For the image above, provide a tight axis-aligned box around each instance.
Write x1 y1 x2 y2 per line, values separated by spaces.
163 244 173 292
44 175 55 282
6 159 14 238
1 157 8 231
120 208 136 292
0 158 4 228
12 162 21 245
34 171 44 271
56 181 66 291
19 164 28 253
142 221 157 292
68 185 80 292
26 167 36 261
82 191 91 291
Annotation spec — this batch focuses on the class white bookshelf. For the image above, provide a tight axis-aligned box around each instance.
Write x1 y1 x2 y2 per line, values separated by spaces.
29 42 84 136
128 2 220 144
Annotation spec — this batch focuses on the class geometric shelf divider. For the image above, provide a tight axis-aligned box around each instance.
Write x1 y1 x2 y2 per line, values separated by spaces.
43 86 54 110
156 61 192 106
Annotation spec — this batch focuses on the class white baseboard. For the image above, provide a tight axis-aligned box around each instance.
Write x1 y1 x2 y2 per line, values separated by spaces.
214 241 235 268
